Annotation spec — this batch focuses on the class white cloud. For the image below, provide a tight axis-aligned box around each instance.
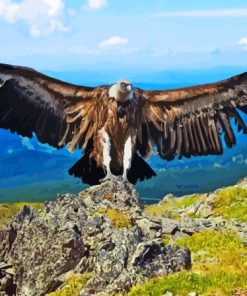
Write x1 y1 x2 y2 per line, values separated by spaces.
0 0 68 36
29 25 41 37
44 0 64 16
238 38 247 46
99 36 129 48
84 0 106 11
156 8 247 18
0 0 19 23
50 20 69 32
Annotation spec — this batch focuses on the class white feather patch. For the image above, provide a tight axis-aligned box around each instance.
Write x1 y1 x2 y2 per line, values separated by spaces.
102 129 111 168
126 90 133 100
123 136 132 171
0 74 12 87
108 84 117 98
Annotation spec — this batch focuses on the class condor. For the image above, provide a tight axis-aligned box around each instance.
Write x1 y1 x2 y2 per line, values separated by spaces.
0 63 247 185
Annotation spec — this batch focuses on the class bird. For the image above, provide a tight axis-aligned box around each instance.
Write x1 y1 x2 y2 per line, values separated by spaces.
0 63 247 185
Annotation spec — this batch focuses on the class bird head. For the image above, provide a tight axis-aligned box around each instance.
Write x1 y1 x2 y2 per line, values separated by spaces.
117 79 132 94
109 79 133 102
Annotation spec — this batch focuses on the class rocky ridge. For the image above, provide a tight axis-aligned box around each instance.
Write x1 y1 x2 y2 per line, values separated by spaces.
0 178 247 296
0 180 191 296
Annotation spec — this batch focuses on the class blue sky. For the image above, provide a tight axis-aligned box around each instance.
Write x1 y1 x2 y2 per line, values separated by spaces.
0 0 247 75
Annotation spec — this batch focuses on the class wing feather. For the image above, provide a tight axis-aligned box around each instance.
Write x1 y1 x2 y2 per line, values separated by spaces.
0 63 106 149
137 72 247 160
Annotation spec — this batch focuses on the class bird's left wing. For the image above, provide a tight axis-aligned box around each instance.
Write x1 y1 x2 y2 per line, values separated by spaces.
136 72 247 160
0 63 107 150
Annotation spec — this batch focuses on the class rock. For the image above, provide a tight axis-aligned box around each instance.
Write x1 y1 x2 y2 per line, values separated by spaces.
193 193 216 218
5 204 85 295
179 217 198 234
232 289 247 296
209 216 229 229
135 217 162 239
162 292 173 296
172 230 191 241
0 180 191 296
237 177 247 189
237 231 247 245
159 193 175 205
0 230 8 262
0 262 12 269
161 218 179 235
187 292 198 296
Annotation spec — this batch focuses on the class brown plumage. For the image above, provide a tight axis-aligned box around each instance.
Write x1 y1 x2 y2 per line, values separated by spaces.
0 63 247 185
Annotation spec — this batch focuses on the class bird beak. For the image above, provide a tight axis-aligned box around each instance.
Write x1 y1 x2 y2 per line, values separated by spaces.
127 84 132 92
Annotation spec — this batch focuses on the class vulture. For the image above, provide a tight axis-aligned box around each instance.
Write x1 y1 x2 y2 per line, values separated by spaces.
0 63 247 185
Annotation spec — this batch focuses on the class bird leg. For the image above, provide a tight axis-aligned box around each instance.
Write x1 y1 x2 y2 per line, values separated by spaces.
122 136 132 182
100 129 115 183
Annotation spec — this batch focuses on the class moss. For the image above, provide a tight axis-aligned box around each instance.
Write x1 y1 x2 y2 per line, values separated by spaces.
175 195 204 208
0 202 44 229
144 194 204 219
48 272 91 296
211 186 247 222
176 230 244 253
145 186 247 222
98 208 133 228
176 230 247 272
129 230 247 296
162 234 173 245
128 271 247 296
188 212 199 219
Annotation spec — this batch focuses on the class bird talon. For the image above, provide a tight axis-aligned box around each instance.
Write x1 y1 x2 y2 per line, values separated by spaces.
99 176 110 183
100 174 117 183
122 174 130 183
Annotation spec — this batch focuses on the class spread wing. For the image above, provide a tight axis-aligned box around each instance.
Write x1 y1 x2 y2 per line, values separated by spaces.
137 72 247 160
0 63 107 150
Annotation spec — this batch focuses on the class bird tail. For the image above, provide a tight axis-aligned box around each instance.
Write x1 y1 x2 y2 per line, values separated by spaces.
68 153 106 186
68 152 156 185
127 153 156 184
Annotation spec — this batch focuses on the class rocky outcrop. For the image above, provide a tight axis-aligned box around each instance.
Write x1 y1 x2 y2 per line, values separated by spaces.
156 177 247 244
0 180 191 296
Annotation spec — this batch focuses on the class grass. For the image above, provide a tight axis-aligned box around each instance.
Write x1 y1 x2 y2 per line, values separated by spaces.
129 230 247 296
211 186 247 222
128 230 247 296
175 230 247 273
144 194 204 219
128 271 247 296
144 185 247 222
98 208 133 228
0 202 44 229
47 272 92 296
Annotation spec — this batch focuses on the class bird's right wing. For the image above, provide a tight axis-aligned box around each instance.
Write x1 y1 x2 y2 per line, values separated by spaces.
0 63 108 150
137 72 247 160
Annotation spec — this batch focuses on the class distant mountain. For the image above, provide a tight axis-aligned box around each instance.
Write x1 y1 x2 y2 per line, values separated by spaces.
0 150 71 187
45 66 246 87
0 126 246 201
